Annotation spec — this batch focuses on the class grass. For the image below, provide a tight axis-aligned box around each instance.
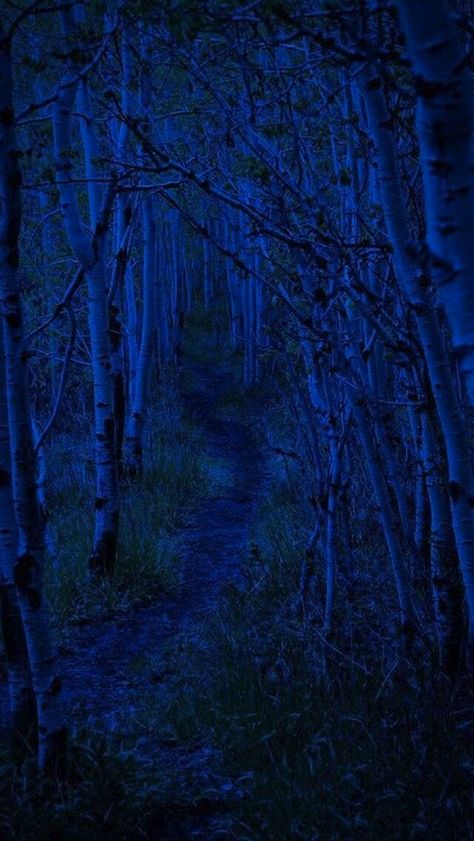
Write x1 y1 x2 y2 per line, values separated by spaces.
44 371 210 632
129 466 474 840
0 727 212 840
1 342 473 839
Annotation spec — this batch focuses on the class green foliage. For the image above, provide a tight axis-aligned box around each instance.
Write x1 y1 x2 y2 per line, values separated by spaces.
235 153 272 187
165 0 211 44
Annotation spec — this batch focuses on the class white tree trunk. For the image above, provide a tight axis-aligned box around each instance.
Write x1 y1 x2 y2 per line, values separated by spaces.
0 28 66 771
397 0 474 403
0 320 36 751
362 70 474 648
52 10 119 573
123 48 157 475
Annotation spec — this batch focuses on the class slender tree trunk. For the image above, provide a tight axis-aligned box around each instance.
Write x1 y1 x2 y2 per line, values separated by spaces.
124 51 157 476
324 440 341 634
125 259 139 404
110 197 134 470
156 223 170 369
0 322 36 753
0 28 66 771
408 406 429 562
421 409 464 676
52 12 119 574
362 71 474 650
203 236 212 310
396 0 474 404
350 397 413 645
124 197 156 475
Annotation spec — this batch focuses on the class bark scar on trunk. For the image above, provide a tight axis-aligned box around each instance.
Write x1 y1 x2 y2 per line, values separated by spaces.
13 553 41 608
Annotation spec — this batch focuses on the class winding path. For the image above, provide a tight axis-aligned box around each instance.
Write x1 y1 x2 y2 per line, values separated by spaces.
58 364 263 733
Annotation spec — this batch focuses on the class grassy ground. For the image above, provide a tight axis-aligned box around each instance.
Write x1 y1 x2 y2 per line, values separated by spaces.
44 371 209 633
0 464 472 840
0 312 473 839
113 451 471 841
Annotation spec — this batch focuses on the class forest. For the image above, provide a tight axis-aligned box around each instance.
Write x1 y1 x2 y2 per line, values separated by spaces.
0 0 474 838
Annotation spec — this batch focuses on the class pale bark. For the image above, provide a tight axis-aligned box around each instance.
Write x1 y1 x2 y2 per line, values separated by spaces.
397 0 474 404
123 49 157 475
123 195 156 475
362 70 474 646
421 409 464 675
0 27 66 771
0 321 36 751
52 9 119 574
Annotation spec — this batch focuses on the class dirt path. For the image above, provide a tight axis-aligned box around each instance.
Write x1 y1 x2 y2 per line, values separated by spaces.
0 362 264 837
57 364 263 734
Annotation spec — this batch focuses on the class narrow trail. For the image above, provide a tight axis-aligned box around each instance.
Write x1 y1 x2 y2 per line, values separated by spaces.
57 363 264 732
0 361 265 837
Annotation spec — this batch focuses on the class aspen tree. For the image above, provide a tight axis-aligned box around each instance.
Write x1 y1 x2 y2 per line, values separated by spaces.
362 70 474 650
397 0 474 404
52 7 119 573
0 321 36 752
0 25 66 771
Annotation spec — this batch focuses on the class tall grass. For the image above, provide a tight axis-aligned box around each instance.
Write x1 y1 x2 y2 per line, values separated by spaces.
44 372 209 631
1 350 472 839
130 466 474 840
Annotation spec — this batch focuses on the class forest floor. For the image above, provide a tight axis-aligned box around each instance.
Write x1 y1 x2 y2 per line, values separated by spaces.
3 351 473 840
59 362 263 720
51 360 265 837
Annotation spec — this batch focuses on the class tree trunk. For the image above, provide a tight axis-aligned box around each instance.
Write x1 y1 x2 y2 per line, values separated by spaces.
0 322 36 754
362 70 474 651
421 409 464 676
396 0 474 404
123 51 157 476
0 28 66 771
52 11 119 574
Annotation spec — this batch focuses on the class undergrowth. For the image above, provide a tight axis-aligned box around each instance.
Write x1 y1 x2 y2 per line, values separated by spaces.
1 351 473 839
2 464 471 840
0 727 221 841
134 464 474 840
44 372 209 631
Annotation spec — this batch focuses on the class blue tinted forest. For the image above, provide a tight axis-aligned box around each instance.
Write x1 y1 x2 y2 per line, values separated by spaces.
1 1 474 838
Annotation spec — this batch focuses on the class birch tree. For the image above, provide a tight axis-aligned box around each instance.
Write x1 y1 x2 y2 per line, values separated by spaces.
0 319 36 752
52 7 119 574
361 68 474 653
396 0 474 404
124 36 157 476
0 22 66 772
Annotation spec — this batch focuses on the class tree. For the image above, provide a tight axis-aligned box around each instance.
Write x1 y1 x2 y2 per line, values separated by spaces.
0 20 66 772
396 0 474 405
52 7 119 574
